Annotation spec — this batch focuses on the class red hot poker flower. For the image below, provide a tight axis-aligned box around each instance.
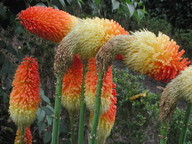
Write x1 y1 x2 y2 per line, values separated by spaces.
9 57 40 127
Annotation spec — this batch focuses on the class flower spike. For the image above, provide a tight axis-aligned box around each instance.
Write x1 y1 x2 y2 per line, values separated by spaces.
96 30 190 82
18 6 78 43
9 57 40 127
85 58 115 114
160 66 192 121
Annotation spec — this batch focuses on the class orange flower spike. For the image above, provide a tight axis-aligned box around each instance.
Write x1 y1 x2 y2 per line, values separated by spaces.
18 6 78 43
61 55 83 112
9 57 40 127
85 58 114 114
148 33 190 82
14 127 32 144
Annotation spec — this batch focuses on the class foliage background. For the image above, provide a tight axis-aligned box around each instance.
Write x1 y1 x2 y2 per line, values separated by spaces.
0 0 192 144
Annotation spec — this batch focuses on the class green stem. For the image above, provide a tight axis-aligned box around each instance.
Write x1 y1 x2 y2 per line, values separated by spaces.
179 102 192 144
78 62 87 144
160 121 168 144
19 126 25 144
69 112 75 144
51 75 62 144
89 71 104 144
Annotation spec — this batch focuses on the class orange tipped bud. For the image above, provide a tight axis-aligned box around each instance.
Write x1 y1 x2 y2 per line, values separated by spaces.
9 57 40 127
18 6 77 43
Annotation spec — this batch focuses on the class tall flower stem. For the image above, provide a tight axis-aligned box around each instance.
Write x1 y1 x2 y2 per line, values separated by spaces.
69 112 75 144
51 75 62 144
179 102 192 144
160 121 168 144
89 71 104 144
19 125 25 144
78 61 87 144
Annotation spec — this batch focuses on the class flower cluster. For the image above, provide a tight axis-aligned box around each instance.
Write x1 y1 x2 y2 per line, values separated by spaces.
9 57 40 127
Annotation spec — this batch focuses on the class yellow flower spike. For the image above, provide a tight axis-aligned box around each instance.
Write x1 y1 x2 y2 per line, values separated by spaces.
160 66 192 121
14 127 32 144
9 57 40 127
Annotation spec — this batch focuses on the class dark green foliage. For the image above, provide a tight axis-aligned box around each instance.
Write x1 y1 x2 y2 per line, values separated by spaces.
110 67 192 144
110 67 160 144
143 0 192 29
168 105 192 144
173 29 192 57
138 16 172 35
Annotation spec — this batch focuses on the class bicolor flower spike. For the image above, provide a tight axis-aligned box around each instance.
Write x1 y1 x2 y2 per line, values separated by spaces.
160 66 192 121
18 6 128 74
9 57 40 127
85 58 116 114
61 55 83 112
18 6 78 43
97 30 190 82
14 127 32 144
124 30 190 82
89 95 117 144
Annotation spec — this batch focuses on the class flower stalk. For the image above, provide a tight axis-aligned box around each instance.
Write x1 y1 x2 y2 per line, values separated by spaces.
78 61 87 144
89 71 104 144
160 121 168 144
179 102 192 144
51 75 62 144
69 112 75 144
19 126 25 144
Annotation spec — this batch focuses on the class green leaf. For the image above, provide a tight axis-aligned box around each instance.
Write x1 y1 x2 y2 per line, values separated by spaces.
126 3 135 17
36 3 47 6
111 0 120 10
43 131 52 143
95 0 100 6
40 89 50 104
37 108 46 122
46 116 53 126
66 0 73 4
59 0 65 7
47 105 54 112
53 5 59 9
136 9 145 21
38 122 46 134
42 106 53 115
